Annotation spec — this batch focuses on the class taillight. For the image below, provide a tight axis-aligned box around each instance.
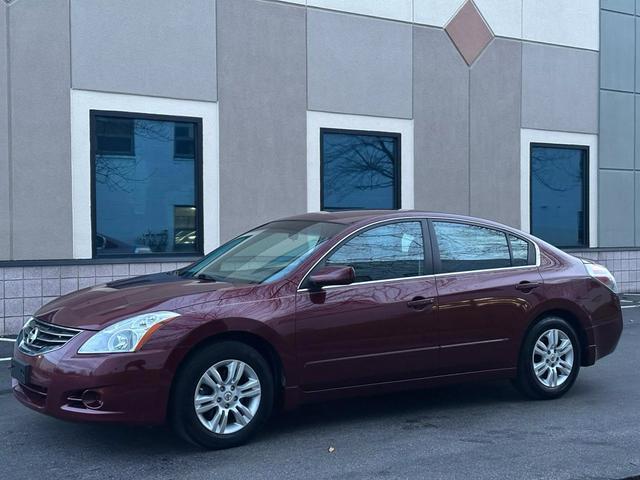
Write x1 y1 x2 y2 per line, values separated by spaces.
583 261 618 293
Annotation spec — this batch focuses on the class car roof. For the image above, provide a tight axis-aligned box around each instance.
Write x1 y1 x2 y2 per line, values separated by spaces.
277 210 521 232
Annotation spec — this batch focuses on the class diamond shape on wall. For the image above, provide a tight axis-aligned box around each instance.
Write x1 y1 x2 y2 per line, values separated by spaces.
445 1 494 66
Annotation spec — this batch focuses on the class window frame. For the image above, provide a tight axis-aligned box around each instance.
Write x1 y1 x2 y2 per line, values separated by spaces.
300 218 433 290
529 142 590 249
89 109 204 259
428 219 538 276
319 127 401 211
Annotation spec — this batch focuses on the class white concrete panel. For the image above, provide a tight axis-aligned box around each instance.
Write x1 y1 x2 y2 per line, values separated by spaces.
307 111 414 212
522 0 599 51
520 129 598 247
70 90 219 258
308 0 412 22
414 0 465 27
474 0 522 38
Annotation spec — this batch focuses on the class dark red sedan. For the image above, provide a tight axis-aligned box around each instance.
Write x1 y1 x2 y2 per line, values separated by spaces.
11 211 623 449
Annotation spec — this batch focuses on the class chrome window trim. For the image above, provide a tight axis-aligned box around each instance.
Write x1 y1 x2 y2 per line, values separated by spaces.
296 217 541 292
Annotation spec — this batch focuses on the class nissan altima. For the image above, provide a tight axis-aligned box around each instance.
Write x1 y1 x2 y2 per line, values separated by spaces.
11 211 623 449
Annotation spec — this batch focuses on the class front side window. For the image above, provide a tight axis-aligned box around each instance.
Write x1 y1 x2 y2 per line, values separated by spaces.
321 129 400 211
92 111 202 257
182 220 345 284
324 221 424 282
530 144 588 248
433 222 511 273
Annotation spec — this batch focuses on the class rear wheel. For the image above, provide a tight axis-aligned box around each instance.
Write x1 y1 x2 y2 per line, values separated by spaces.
171 341 274 449
514 316 581 400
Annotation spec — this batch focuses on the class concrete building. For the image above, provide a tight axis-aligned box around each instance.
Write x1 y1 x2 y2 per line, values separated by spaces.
0 0 637 334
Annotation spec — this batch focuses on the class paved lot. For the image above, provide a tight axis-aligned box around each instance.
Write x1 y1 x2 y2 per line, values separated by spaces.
1 310 639 480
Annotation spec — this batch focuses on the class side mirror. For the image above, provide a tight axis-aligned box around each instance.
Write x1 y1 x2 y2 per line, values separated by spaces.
308 265 356 289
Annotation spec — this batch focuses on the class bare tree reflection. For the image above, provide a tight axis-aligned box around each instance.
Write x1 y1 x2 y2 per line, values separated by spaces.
531 148 583 192
95 120 171 192
323 134 397 203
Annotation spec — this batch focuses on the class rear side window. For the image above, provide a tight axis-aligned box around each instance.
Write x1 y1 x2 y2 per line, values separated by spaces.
509 234 530 266
325 221 425 282
433 222 511 273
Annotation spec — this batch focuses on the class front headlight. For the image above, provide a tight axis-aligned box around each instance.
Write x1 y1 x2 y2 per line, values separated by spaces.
78 311 180 354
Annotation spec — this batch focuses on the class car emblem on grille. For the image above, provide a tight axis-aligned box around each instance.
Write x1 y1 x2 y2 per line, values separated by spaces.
24 325 39 346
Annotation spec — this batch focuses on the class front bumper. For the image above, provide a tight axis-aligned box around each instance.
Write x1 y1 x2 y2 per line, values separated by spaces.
11 332 174 425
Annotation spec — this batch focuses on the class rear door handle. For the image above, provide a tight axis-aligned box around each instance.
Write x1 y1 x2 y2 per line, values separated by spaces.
515 281 541 292
407 297 435 310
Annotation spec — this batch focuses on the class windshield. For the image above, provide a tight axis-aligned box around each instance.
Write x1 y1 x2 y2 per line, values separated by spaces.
181 220 345 284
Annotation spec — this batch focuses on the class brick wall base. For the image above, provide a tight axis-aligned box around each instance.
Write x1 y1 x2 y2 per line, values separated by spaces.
1 251 637 335
0 261 192 335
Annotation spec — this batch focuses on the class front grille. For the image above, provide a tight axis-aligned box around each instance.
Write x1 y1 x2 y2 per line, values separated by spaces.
18 317 83 356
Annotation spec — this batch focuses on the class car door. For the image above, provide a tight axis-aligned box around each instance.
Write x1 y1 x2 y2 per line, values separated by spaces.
295 220 439 391
430 220 545 374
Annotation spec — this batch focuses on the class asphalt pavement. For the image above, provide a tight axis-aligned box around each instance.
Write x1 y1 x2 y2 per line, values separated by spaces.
1 309 639 480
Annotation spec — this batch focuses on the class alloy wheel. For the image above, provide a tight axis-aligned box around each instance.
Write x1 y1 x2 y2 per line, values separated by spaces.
531 328 574 388
194 359 262 435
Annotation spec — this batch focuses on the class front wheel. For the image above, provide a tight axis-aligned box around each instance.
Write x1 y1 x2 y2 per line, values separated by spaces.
514 316 581 400
170 341 274 449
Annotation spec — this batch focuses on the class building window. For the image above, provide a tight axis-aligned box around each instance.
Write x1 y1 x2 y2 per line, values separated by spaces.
91 111 202 257
530 144 588 248
321 128 400 210
174 124 195 159
95 117 134 156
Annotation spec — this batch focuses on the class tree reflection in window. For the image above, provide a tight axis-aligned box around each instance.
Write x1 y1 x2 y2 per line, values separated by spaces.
434 222 511 273
325 222 423 282
321 129 400 210
92 113 200 256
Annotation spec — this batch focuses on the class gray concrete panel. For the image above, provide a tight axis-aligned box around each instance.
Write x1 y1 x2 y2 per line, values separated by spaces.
637 172 640 246
0 4 9 260
217 0 307 241
71 0 216 101
522 42 598 134
600 90 634 170
601 10 635 92
636 95 640 170
599 169 635 247
413 26 469 215
307 8 412 119
9 0 72 260
602 0 635 14
469 39 522 228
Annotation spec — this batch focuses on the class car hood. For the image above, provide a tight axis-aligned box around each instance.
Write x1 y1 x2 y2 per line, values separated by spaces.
34 272 250 330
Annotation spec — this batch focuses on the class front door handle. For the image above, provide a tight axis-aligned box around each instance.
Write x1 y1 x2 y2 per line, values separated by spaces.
407 297 435 310
515 281 541 292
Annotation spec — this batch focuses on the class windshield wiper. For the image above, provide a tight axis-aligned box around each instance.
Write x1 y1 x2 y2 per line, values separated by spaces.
196 273 218 282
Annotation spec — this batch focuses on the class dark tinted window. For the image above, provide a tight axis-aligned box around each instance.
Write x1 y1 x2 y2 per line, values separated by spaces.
531 145 588 248
321 129 400 210
325 221 424 282
509 235 530 266
434 222 511 273
93 113 200 257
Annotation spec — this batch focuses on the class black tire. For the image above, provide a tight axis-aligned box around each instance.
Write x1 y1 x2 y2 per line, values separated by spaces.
170 341 274 449
514 316 581 400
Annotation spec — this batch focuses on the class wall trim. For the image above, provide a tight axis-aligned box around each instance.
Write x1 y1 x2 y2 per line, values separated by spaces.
520 128 598 248
70 89 220 259
306 110 414 212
